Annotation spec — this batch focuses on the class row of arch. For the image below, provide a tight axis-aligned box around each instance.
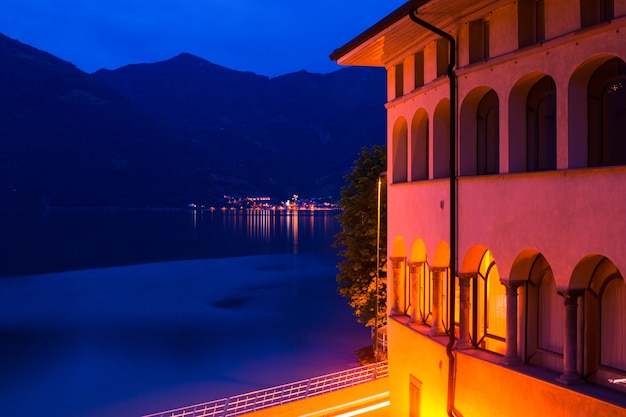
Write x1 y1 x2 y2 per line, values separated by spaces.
389 236 626 392
392 54 626 183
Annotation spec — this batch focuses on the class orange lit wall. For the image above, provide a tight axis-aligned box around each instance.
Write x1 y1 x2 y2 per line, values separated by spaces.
388 316 626 417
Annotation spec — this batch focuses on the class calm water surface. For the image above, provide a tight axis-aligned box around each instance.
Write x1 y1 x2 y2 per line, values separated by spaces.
0 208 368 417
0 208 340 277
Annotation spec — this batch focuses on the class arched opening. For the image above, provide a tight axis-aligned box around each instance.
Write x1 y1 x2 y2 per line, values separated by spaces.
578 256 626 392
477 90 500 175
461 245 506 354
525 253 563 372
510 74 546 172
588 57 626 167
433 99 450 179
527 76 557 171
430 241 450 334
460 87 499 176
409 239 430 325
473 249 505 353
392 118 408 183
411 109 429 181
390 236 408 316
568 54 622 168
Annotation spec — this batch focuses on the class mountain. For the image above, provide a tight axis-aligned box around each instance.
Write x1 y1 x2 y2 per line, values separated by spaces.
0 35 386 208
91 53 387 200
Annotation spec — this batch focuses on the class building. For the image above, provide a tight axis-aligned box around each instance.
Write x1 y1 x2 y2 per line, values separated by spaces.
332 0 626 415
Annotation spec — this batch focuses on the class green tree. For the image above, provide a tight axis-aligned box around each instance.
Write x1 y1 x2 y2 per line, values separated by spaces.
334 145 387 329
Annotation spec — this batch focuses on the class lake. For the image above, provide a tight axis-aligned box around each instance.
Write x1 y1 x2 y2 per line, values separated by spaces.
0 208 341 277
0 208 370 417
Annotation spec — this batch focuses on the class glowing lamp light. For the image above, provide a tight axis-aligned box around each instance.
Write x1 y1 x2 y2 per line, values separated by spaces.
608 378 626 384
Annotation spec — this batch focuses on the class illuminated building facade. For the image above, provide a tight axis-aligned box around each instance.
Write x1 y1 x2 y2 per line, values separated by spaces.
332 0 626 415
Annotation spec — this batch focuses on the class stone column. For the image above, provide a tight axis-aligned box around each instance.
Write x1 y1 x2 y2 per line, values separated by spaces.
500 280 525 365
389 257 405 316
557 290 584 385
408 262 424 323
455 272 474 349
429 267 447 336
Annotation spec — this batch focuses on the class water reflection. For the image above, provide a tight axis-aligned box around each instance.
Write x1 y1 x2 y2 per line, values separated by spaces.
190 208 339 256
0 208 341 278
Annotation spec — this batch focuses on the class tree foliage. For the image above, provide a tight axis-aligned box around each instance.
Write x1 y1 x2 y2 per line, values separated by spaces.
334 145 387 328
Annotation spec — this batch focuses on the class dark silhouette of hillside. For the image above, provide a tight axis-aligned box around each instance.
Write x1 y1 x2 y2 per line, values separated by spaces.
0 34 386 208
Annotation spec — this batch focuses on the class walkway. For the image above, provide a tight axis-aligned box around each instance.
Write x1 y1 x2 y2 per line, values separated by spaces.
142 361 389 417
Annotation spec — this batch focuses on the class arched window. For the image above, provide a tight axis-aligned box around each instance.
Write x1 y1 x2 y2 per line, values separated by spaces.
601 278 626 371
417 261 432 324
392 120 408 183
527 76 556 171
477 90 499 175
470 250 506 354
433 100 450 179
390 257 409 316
525 255 563 372
588 57 626 167
411 111 429 181
583 257 626 392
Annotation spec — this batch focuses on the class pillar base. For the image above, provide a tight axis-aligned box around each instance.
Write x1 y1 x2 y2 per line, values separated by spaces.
453 338 473 350
556 373 584 385
499 355 522 366
428 326 446 337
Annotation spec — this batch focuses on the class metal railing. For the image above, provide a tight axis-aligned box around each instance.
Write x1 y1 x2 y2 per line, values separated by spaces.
142 360 389 417
373 326 388 355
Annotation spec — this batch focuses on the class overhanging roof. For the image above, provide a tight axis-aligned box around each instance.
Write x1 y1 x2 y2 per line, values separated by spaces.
329 0 430 67
331 0 495 68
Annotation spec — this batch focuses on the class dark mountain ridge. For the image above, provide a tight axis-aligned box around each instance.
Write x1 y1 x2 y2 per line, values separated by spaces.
0 34 386 208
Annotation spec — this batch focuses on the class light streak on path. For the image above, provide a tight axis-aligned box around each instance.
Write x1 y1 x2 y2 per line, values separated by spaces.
299 392 390 417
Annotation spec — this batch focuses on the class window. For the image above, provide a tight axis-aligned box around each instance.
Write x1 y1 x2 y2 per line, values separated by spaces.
414 51 425 89
477 90 500 175
527 76 556 171
392 120 408 183
518 0 545 48
588 58 626 167
469 19 490 64
581 0 614 28
601 278 626 372
395 63 404 99
583 257 626 392
390 256 409 315
417 262 431 324
525 255 563 372
411 110 429 181
436 39 449 78
433 99 450 179
469 250 506 354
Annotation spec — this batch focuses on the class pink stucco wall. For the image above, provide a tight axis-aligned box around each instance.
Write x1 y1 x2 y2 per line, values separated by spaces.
388 167 626 288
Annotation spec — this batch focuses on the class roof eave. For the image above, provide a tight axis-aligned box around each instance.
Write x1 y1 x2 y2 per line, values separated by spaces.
329 0 430 66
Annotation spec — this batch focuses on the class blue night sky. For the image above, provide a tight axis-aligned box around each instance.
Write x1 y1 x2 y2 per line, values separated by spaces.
0 0 406 77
